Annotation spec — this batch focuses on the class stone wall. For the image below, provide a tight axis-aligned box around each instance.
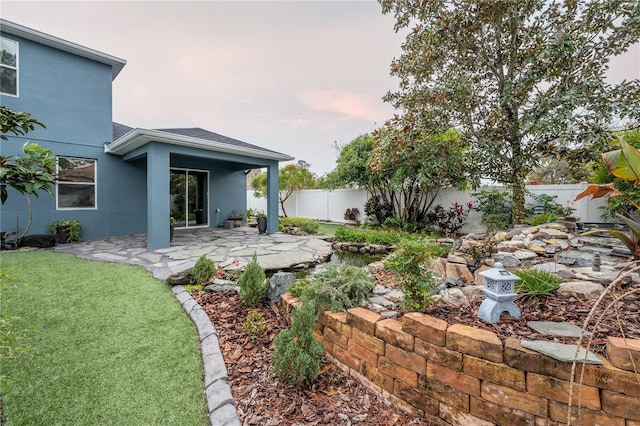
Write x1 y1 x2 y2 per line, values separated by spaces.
279 295 640 425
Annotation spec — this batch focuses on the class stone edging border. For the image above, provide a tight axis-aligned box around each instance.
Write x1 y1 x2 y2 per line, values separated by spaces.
171 286 241 426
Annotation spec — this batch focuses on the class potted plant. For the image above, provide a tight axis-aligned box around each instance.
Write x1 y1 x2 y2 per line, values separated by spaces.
256 211 267 234
228 210 246 227
170 216 176 242
47 219 81 243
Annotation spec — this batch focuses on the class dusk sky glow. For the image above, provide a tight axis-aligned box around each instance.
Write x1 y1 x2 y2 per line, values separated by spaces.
2 1 638 176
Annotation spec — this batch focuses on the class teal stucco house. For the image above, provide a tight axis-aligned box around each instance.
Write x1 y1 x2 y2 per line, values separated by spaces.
0 19 291 248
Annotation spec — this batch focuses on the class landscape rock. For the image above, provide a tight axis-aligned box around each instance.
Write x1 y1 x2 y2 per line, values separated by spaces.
531 262 569 274
440 288 468 307
459 284 485 298
491 252 522 267
504 228 524 239
473 264 492 286
166 271 191 286
557 281 605 299
544 245 561 255
607 336 640 372
513 249 538 261
556 251 595 267
267 272 296 302
527 240 547 254
539 222 569 232
534 228 569 240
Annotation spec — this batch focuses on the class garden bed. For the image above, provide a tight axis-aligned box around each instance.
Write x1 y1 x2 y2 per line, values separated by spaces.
192 290 440 425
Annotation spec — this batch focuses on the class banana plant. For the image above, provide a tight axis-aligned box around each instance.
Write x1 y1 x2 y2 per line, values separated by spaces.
575 135 640 259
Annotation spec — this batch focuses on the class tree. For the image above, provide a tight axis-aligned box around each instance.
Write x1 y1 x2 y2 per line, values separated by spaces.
528 157 591 185
325 135 378 194
326 130 471 224
371 126 472 223
380 0 640 223
0 107 54 237
250 163 317 217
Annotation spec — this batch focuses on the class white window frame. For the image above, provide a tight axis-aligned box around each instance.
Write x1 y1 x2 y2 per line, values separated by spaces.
0 37 19 97
56 157 97 210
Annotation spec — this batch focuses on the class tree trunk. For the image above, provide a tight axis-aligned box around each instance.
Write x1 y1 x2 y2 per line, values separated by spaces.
19 194 32 239
512 179 526 225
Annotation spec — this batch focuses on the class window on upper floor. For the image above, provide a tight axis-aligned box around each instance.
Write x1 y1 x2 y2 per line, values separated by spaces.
0 37 18 97
57 157 97 209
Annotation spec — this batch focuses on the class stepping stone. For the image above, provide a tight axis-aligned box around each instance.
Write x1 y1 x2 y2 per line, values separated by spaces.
521 340 602 364
527 321 591 338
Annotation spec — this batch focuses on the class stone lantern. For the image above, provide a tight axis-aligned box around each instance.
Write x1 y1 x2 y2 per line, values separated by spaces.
477 262 521 324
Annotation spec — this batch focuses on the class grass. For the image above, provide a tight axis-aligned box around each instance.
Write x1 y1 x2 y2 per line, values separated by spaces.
0 251 208 426
515 267 562 298
317 222 344 237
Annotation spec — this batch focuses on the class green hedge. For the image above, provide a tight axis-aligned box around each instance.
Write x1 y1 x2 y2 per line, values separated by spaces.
279 217 319 234
334 226 408 246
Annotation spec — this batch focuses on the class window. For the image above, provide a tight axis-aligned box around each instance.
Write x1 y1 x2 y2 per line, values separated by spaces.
57 157 96 209
0 37 18 96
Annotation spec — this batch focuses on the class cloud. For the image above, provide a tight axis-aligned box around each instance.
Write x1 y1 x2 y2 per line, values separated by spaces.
280 116 339 130
295 90 391 122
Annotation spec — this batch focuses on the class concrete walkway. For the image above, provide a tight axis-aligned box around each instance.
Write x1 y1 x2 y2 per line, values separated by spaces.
53 227 333 426
54 227 334 280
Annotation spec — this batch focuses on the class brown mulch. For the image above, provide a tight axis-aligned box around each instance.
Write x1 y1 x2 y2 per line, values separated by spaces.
193 290 440 426
192 275 640 424
423 288 640 356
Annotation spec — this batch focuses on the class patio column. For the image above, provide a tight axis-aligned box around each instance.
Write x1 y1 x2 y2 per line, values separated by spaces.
266 162 279 233
147 144 170 248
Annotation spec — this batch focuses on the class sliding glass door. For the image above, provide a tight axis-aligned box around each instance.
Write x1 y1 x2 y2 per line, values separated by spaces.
170 168 209 228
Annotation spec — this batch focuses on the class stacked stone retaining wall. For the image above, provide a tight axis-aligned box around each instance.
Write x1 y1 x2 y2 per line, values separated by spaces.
279 295 640 425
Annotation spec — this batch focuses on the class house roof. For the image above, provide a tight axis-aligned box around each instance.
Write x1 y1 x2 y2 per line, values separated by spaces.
107 122 294 162
0 19 126 80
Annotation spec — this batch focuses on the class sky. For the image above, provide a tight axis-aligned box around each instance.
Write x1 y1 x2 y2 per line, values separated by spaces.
2 1 639 176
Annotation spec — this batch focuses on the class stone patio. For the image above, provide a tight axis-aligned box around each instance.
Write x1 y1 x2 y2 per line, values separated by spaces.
53 227 333 280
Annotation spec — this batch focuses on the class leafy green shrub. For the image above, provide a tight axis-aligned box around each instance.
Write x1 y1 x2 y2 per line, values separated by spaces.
473 189 512 231
334 226 408 246
334 226 366 243
294 263 375 312
385 238 438 311
271 297 324 386
514 268 562 298
190 255 216 284
279 217 319 234
526 212 557 226
47 219 81 242
243 310 267 339
237 252 269 307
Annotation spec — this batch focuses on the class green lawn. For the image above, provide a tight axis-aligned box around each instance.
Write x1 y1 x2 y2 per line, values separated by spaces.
317 222 345 237
0 251 208 426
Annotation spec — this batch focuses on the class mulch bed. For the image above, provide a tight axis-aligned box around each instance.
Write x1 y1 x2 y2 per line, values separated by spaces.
192 274 640 424
423 288 640 355
193 290 440 425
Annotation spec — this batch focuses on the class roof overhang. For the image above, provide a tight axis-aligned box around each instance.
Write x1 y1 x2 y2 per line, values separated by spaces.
0 19 126 80
105 128 294 162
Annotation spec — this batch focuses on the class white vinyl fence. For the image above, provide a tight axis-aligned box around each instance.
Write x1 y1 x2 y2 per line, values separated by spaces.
247 184 609 233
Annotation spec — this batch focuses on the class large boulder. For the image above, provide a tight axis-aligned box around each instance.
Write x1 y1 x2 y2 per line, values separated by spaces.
267 272 296 302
